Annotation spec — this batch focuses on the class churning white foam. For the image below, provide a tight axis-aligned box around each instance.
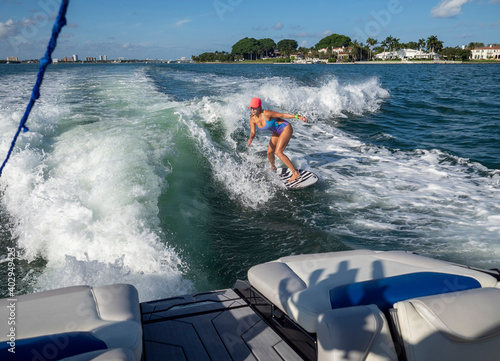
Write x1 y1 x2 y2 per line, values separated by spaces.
301 120 500 267
175 74 390 209
0 68 193 300
177 70 499 267
257 76 390 118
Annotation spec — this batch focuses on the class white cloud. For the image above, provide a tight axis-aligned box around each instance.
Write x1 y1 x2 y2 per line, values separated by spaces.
273 22 283 30
175 19 191 27
0 16 61 41
431 0 470 18
0 19 17 39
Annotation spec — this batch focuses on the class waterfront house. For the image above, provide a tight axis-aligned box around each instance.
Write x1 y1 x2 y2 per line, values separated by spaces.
471 45 500 60
375 48 440 60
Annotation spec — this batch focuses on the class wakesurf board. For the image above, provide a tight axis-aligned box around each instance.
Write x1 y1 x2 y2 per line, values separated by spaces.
275 168 318 190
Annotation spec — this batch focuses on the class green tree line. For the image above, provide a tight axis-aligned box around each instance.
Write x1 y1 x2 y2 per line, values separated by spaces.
192 34 488 62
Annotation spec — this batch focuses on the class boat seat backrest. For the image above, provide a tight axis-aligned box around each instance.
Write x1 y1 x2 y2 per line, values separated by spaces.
247 250 498 333
391 287 500 361
0 284 142 361
329 272 481 313
317 305 398 361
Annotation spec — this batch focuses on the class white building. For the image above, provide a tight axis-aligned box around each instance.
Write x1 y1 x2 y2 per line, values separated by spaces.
318 46 348 55
375 49 440 60
470 45 500 60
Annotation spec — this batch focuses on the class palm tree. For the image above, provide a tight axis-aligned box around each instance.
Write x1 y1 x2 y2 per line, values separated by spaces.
392 37 401 51
327 46 333 58
384 36 395 51
418 38 426 51
426 35 443 53
350 40 360 61
298 47 310 58
366 38 378 60
380 39 388 52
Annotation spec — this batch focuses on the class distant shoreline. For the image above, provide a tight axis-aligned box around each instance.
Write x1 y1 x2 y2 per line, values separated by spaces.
198 60 499 64
1 60 499 65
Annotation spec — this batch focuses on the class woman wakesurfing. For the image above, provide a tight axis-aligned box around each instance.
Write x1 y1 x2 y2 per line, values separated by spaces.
247 97 308 182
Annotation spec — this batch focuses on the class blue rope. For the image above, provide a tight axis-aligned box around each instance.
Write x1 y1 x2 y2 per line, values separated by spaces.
0 0 70 178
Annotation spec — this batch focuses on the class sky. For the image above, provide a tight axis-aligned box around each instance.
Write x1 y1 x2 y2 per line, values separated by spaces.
0 0 499 60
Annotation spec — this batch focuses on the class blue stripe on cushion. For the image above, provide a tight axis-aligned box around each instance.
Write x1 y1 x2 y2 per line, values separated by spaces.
1 332 107 361
330 272 481 312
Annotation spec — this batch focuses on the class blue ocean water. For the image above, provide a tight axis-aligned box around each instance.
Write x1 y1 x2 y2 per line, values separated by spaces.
0 63 499 300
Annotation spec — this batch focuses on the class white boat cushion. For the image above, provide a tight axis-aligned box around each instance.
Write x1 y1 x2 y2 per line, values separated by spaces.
393 287 500 361
248 250 498 333
317 305 398 361
0 284 142 361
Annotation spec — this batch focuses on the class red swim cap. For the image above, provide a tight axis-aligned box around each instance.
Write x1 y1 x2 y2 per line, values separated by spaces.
248 97 262 108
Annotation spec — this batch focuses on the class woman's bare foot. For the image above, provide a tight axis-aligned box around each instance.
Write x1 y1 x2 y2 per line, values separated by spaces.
289 171 301 182
270 165 277 171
